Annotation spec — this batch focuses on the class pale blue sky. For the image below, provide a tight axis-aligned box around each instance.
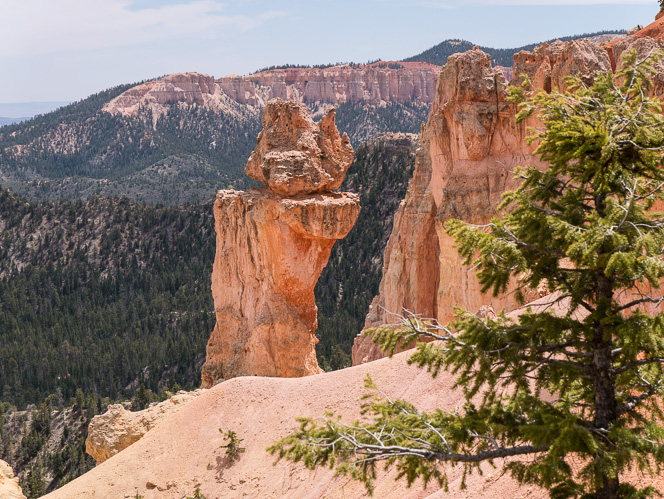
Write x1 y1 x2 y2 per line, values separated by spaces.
0 0 659 103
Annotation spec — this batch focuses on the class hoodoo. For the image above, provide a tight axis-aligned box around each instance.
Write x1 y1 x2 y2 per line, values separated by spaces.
201 99 360 387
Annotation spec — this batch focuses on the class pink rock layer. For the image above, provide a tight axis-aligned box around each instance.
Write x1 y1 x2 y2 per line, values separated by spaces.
45 347 663 499
103 62 442 117
201 189 360 387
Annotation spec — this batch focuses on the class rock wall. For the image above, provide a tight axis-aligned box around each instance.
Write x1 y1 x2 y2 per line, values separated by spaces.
103 62 441 117
102 72 230 117
201 99 360 387
353 39 618 365
511 39 611 92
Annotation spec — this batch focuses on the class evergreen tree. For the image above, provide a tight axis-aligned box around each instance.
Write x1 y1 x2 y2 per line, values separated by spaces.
270 50 664 499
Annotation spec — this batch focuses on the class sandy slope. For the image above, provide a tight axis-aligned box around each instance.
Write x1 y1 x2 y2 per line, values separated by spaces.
44 349 658 499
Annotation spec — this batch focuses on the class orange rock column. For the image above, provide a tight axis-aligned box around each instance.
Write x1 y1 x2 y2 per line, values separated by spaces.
202 99 360 387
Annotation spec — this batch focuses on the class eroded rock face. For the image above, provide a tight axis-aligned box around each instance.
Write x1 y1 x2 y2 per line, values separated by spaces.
201 102 360 387
245 100 353 196
103 63 441 117
353 27 664 365
512 39 611 92
202 190 359 385
102 73 226 117
86 390 204 465
609 36 664 94
0 460 25 499
216 61 441 107
354 44 610 365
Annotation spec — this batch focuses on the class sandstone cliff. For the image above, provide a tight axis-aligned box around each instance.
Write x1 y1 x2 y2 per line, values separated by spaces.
0 461 25 499
101 73 230 118
201 99 360 387
103 62 441 117
353 37 623 365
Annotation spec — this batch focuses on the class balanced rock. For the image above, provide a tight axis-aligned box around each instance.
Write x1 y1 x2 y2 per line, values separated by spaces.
86 390 204 465
202 101 360 387
0 460 25 499
245 99 354 196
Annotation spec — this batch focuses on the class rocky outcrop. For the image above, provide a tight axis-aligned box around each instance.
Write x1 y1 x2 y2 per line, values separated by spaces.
245 101 353 196
512 39 611 92
86 390 204 465
353 41 614 365
605 22 664 94
103 62 441 117
0 460 25 499
201 99 359 387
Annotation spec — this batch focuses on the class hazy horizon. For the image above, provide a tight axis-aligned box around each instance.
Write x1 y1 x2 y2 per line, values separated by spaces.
1 0 659 104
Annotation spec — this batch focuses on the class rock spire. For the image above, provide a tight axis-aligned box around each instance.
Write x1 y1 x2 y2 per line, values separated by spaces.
201 99 360 387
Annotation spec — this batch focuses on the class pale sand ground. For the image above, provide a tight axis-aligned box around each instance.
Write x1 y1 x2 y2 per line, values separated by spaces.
44 349 661 499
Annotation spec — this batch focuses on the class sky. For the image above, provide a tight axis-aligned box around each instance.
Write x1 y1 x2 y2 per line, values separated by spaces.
0 0 660 106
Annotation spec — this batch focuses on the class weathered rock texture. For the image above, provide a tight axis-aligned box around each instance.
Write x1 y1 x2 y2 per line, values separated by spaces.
0 460 25 499
512 39 612 92
103 62 441 117
245 100 353 196
86 390 204 465
353 38 620 365
102 73 231 117
201 100 360 387
605 22 664 95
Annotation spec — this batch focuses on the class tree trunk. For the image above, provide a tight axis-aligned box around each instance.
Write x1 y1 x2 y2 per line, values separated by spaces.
593 272 619 499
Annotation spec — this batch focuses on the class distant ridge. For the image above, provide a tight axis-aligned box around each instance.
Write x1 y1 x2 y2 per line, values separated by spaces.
0 101 69 119
0 117 27 126
403 29 627 67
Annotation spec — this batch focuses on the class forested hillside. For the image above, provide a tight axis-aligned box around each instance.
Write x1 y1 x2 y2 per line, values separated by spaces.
0 190 216 409
1 401 97 497
0 85 262 204
0 132 418 409
0 85 427 205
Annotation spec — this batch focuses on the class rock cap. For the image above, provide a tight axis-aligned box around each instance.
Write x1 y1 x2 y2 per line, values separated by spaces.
245 99 354 196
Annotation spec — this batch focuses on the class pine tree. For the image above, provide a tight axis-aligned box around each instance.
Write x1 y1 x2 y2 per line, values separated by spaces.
269 50 664 499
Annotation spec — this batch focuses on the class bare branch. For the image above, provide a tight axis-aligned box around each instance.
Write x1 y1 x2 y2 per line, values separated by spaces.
615 357 664 375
